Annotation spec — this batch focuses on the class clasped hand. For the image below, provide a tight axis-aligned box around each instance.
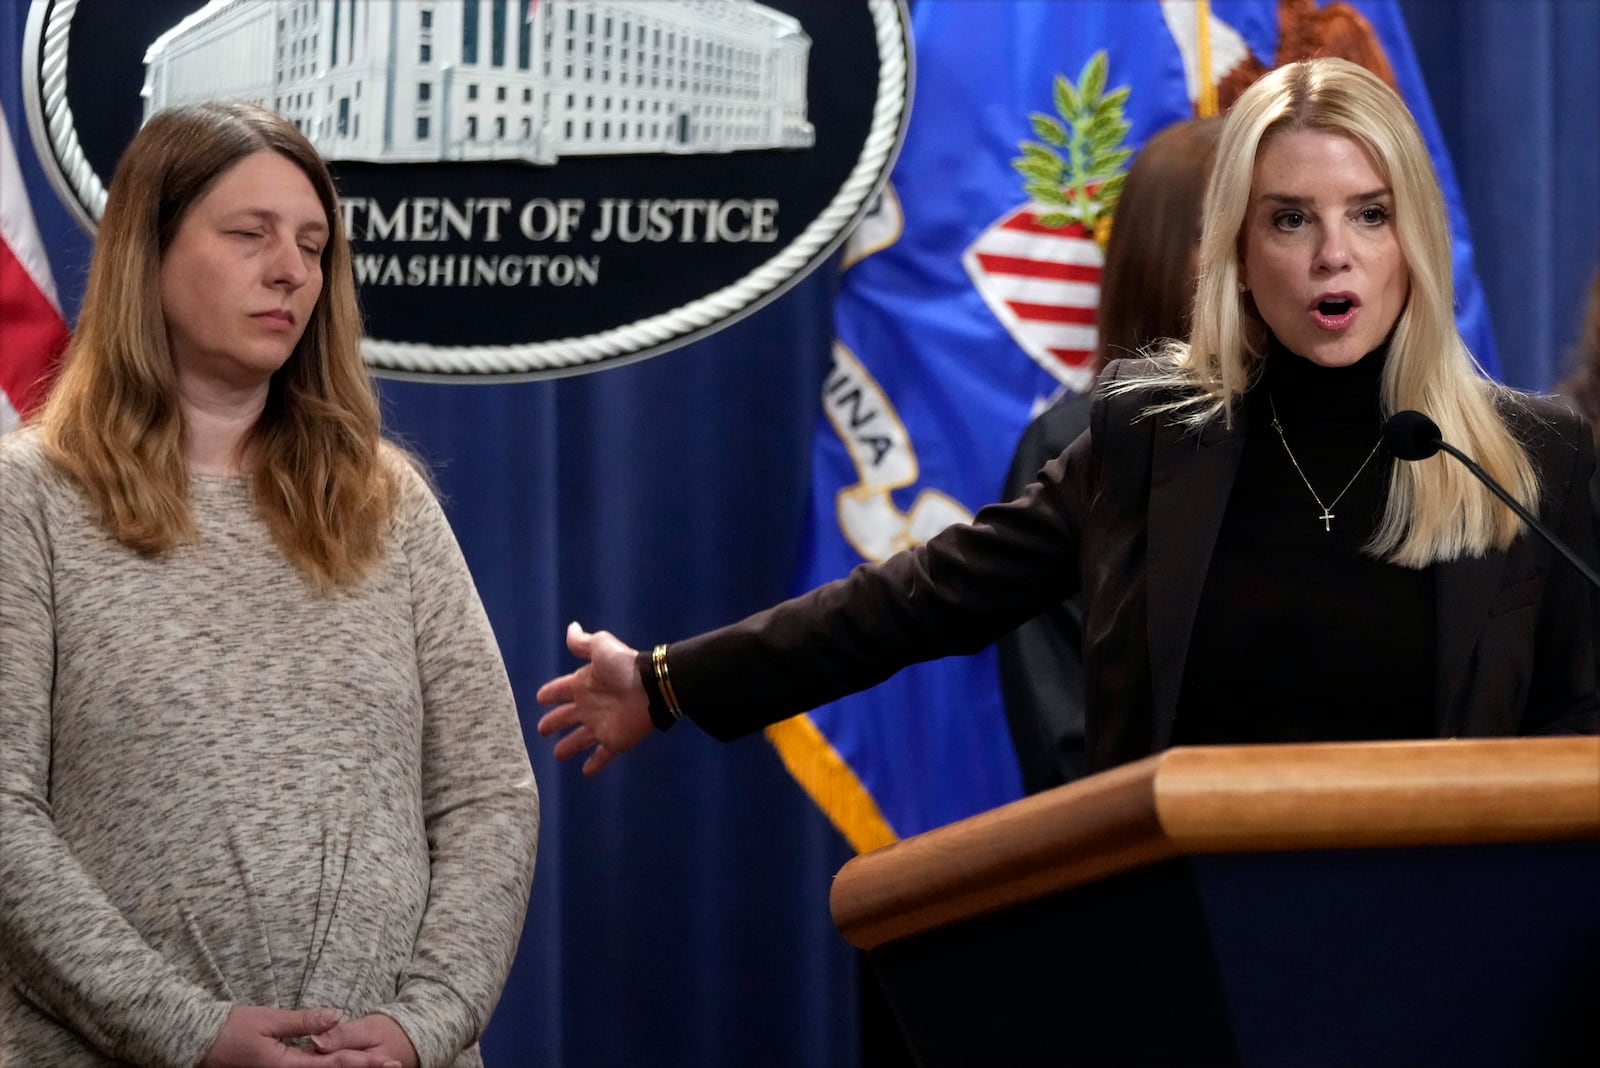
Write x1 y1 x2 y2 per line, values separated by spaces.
201 1006 419 1068
536 622 654 775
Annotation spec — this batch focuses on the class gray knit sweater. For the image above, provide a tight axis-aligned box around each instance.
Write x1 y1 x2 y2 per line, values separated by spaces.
0 430 539 1068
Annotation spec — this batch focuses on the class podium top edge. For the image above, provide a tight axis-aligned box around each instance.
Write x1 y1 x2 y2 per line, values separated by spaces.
829 737 1600 949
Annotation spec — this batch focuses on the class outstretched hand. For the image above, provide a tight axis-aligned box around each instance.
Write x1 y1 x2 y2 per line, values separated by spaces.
536 622 654 775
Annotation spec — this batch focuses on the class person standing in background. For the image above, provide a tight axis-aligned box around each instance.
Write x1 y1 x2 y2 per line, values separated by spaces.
1554 264 1600 445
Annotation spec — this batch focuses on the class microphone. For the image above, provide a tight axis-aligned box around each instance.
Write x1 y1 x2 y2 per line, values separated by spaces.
1383 410 1600 591
1382 409 1444 461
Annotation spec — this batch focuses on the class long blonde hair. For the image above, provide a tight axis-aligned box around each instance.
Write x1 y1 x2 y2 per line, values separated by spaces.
1132 58 1535 567
37 100 398 591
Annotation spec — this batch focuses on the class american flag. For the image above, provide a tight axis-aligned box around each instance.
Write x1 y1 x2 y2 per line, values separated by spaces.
0 107 67 431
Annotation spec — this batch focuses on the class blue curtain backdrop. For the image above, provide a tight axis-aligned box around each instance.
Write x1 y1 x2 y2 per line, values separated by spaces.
1397 0 1600 391
3 1 1597 1066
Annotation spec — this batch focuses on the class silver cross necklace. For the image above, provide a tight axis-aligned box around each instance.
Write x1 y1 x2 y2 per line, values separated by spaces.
1268 395 1383 532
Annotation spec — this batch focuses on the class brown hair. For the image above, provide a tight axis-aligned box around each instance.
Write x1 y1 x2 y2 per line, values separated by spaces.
37 100 399 591
1555 266 1600 443
1094 115 1223 370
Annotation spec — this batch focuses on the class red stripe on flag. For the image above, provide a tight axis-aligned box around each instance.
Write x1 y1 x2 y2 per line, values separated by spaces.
1048 347 1097 368
1000 213 1090 237
974 253 1099 283
0 237 70 417
1006 300 1097 325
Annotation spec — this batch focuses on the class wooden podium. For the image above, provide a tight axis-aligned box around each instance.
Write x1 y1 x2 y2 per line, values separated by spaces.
831 738 1600 1067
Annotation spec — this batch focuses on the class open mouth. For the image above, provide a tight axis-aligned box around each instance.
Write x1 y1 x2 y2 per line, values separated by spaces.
1317 297 1354 316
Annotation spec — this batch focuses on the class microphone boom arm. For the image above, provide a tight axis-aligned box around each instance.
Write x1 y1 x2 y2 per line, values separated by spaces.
1434 441 1600 592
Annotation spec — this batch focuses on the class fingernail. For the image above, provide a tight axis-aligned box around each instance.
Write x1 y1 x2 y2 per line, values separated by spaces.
310 1034 328 1050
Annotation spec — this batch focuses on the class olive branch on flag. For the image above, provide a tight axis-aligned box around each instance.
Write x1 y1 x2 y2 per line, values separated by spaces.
1012 51 1133 241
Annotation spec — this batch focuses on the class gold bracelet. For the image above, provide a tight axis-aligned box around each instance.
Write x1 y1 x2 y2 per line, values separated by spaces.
652 643 684 720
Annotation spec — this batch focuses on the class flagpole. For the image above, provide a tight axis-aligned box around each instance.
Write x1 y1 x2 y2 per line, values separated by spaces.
1195 0 1219 117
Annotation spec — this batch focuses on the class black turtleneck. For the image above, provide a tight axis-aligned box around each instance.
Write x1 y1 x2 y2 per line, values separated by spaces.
1172 338 1436 745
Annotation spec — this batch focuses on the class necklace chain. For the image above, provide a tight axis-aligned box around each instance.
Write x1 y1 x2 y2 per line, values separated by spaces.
1268 395 1383 533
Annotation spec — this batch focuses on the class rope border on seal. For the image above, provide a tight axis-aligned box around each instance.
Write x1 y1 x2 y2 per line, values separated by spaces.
25 0 106 231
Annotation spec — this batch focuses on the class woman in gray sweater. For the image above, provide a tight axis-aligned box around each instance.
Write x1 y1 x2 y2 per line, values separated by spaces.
0 102 538 1068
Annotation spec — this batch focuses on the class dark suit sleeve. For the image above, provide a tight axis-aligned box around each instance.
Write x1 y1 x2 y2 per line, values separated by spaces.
664 436 1095 743
1002 396 1094 501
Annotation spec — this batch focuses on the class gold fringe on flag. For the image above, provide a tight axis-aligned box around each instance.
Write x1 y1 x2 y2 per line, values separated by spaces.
1196 0 1219 117
765 714 898 854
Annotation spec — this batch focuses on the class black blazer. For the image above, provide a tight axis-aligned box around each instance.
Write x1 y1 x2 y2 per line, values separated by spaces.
669 359 1600 772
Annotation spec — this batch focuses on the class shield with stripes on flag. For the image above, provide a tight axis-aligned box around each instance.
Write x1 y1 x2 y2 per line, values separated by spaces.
962 209 1103 394
961 52 1129 395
